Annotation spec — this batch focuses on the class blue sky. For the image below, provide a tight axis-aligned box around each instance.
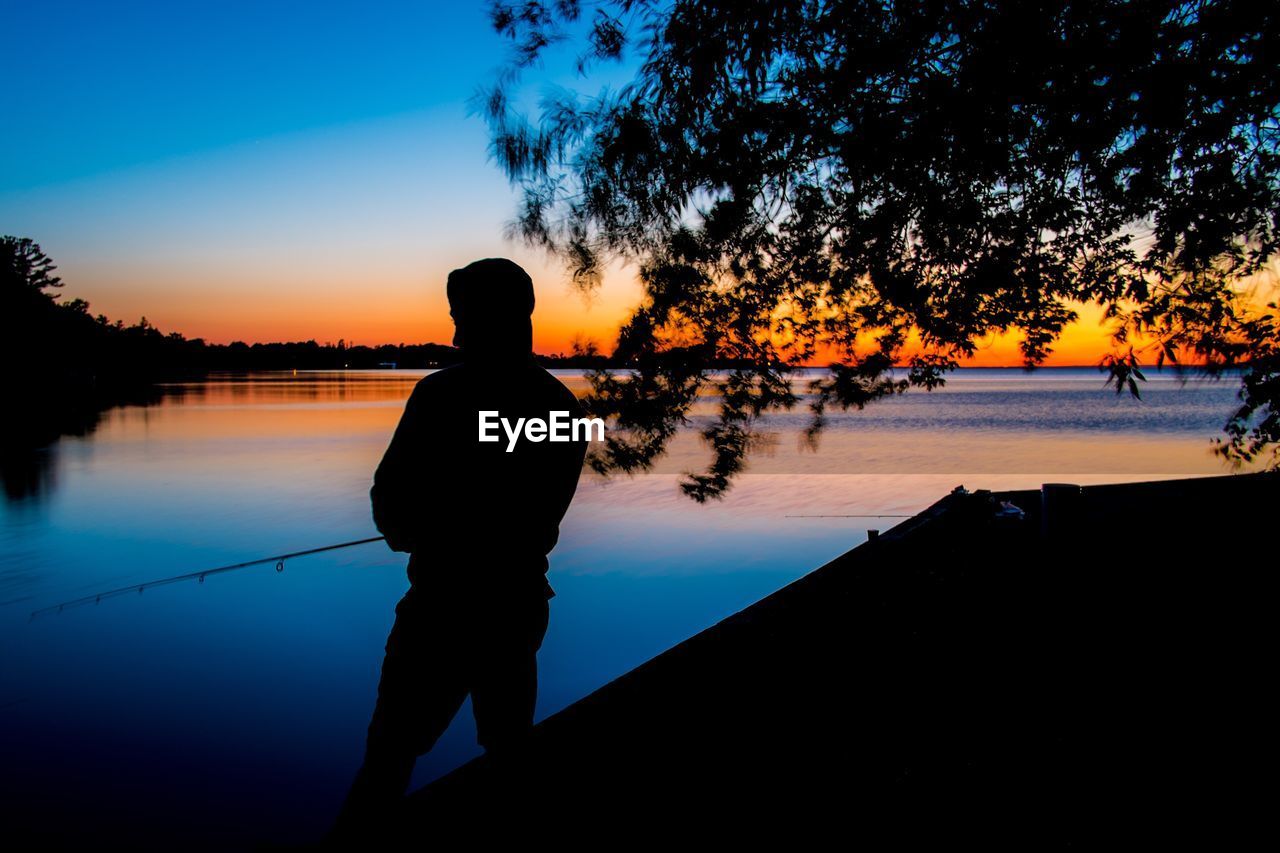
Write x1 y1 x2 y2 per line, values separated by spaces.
2 1 498 188
0 0 642 346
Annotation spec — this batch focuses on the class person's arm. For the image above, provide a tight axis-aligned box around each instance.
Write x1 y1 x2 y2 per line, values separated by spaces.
371 384 430 553
542 393 590 530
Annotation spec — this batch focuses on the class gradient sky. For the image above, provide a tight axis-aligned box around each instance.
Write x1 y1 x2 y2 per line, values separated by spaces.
0 0 1116 363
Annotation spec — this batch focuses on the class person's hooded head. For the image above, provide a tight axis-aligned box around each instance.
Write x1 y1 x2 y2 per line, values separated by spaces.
446 258 535 362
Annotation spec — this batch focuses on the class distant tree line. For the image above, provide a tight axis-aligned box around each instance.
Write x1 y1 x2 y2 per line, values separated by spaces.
0 235 620 390
206 340 617 370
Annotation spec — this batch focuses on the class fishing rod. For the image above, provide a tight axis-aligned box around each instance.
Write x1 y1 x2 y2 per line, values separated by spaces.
29 536 385 620
30 510 920 619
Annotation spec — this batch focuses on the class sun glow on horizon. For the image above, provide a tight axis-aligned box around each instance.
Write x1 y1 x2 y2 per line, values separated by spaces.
65 262 1119 367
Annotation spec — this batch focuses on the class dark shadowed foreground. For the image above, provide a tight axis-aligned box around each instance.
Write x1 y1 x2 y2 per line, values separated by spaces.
373 472 1272 845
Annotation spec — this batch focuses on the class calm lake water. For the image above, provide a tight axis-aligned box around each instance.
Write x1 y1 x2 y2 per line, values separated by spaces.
0 367 1251 847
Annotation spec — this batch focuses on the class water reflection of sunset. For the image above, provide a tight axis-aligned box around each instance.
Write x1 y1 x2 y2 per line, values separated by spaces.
124 368 1253 480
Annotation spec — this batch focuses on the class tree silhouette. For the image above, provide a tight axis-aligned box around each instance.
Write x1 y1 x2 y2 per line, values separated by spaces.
1 236 63 296
482 0 1279 499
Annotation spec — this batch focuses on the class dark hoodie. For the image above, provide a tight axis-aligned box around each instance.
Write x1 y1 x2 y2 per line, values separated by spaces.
369 259 587 598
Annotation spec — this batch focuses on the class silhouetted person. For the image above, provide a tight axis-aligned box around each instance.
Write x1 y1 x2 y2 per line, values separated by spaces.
335 258 587 834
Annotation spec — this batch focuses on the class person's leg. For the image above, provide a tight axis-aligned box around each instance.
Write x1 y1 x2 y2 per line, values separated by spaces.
336 588 468 830
470 595 550 753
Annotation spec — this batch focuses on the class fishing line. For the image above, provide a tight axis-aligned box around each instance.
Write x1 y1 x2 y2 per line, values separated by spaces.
784 514 914 518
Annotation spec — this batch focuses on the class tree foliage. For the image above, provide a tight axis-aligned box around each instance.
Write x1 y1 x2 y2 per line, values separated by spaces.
1 236 63 296
483 0 1280 498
